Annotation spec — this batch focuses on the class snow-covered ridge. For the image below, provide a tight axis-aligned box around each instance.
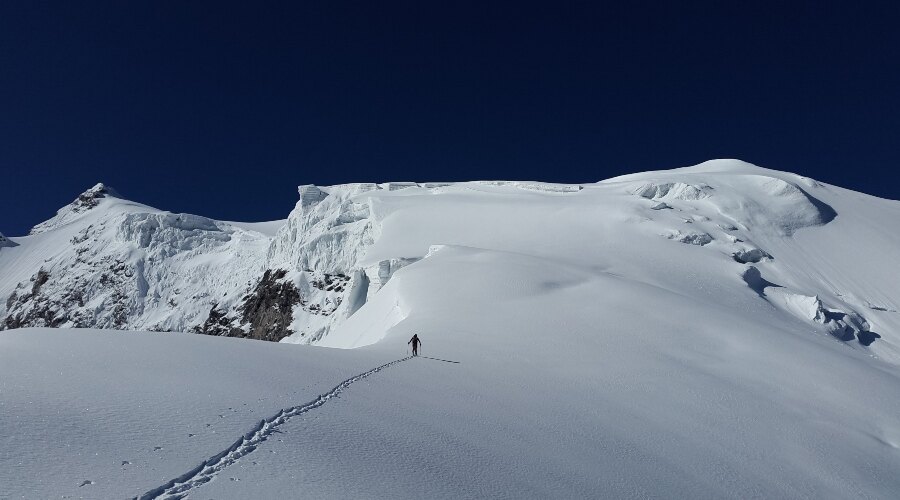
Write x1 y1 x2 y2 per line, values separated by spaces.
29 182 120 235
4 159 900 499
1 160 898 364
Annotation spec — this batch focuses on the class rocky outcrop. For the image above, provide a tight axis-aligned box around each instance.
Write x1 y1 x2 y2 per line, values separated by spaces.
732 247 771 264
195 269 305 342
237 269 302 341
3 258 133 330
193 269 359 342
73 183 116 211
4 269 90 329
30 183 119 235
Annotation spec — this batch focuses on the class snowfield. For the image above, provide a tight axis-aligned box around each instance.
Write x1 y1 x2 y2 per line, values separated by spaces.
1 159 900 498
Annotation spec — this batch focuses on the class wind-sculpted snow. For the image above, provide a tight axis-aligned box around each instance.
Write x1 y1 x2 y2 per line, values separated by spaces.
622 173 836 236
268 183 377 273
3 159 900 499
0 160 897 364
119 212 230 250
741 265 881 346
476 180 584 193
633 181 712 200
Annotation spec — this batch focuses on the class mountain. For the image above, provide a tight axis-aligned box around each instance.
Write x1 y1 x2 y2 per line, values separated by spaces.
2 159 899 498
2 160 898 360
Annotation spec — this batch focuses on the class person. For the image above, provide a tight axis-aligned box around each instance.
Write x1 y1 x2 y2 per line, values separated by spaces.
408 334 422 356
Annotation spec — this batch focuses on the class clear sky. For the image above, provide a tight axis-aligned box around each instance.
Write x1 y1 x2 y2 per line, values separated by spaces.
1 1 899 235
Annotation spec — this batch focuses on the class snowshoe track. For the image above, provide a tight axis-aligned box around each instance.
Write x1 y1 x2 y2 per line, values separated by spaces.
136 356 412 500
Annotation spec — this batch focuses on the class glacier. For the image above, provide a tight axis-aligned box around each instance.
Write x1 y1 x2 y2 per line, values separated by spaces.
1 159 899 498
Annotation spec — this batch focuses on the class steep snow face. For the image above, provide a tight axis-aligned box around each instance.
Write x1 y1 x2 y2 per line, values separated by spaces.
268 183 377 272
0 182 415 341
3 161 900 498
1 186 273 332
1 161 898 363
320 161 899 365
3 206 271 332
29 183 120 234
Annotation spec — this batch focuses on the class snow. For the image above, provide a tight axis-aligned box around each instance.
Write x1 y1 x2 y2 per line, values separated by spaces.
0 188 278 333
0 231 16 248
0 328 387 499
224 219 287 236
2 159 900 498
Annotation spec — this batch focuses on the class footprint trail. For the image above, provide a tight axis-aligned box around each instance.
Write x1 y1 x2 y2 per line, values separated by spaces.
136 356 411 500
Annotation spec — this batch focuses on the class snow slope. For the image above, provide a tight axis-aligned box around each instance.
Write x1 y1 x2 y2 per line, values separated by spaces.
2 159 900 498
0 328 389 499
0 184 276 333
2 161 898 360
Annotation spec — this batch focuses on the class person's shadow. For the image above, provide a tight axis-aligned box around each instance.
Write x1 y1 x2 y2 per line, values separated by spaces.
418 356 460 364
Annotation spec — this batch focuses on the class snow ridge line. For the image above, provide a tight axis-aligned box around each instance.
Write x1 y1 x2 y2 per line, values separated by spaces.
135 356 412 500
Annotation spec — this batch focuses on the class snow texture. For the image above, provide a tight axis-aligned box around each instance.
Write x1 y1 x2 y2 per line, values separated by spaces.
1 159 900 498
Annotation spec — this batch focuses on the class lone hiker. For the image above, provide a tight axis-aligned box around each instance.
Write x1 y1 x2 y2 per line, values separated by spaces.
408 334 422 356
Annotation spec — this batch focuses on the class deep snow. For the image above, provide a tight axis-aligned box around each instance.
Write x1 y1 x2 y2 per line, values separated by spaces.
1 159 900 498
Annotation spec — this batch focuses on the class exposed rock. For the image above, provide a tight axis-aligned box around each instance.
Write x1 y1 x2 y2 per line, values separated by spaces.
193 304 240 337
238 269 302 341
310 273 351 293
31 269 50 296
732 247 771 264
73 183 117 211
665 231 713 246
30 183 120 235
2 257 133 331
4 270 70 329
195 269 302 342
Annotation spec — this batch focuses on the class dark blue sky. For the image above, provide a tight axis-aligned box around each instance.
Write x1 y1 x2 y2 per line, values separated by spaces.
2 1 899 235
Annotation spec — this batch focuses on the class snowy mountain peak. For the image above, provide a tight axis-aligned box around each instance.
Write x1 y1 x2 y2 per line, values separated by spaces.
1 161 898 364
602 160 837 237
677 158 765 173
70 182 122 207
29 182 122 235
4 160 900 500
85 181 119 196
